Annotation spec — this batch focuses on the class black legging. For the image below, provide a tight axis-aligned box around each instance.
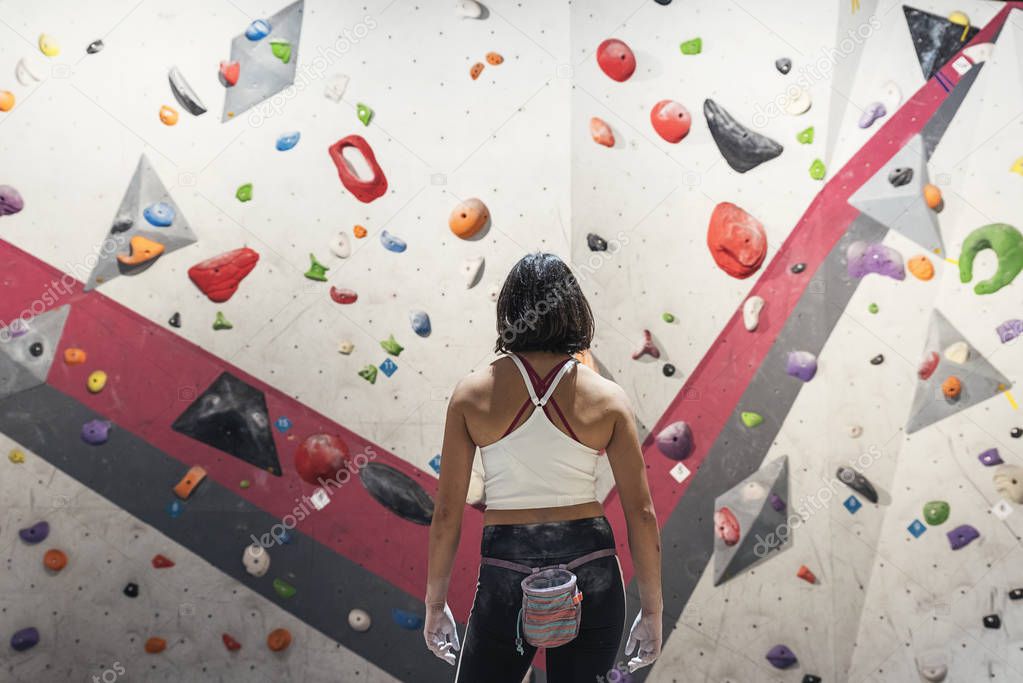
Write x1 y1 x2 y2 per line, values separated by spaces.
454 516 627 682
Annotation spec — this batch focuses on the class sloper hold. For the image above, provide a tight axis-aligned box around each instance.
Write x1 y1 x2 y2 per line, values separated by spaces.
168 67 207 116
906 310 1012 434
837 466 878 503
904 6 980 80
655 421 693 460
359 462 435 525
713 456 788 585
0 305 69 400
171 372 282 475
187 248 260 302
703 99 783 173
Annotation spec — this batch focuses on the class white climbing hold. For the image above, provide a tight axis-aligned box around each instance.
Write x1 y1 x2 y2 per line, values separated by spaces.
848 425 863 438
783 87 812 116
943 341 970 364
880 81 902 113
487 282 501 303
994 465 1023 504
348 608 372 632
338 339 354 355
740 481 767 503
466 469 485 505
743 296 764 331
462 256 484 289
242 544 270 577
455 0 484 18
916 649 948 682
15 56 44 86
324 73 349 102
330 231 351 258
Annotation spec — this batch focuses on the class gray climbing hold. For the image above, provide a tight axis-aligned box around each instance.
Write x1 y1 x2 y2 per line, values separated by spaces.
837 466 878 503
870 354 884 365
168 66 207 116
713 457 788 585
410 310 431 337
703 99 783 173
587 233 608 251
888 167 913 187
0 305 70 401
775 58 791 74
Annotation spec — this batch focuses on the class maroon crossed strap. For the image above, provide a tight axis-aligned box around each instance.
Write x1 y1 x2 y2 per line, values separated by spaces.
502 354 581 441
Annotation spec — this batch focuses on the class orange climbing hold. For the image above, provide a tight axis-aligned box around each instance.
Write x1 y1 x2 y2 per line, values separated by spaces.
173 465 207 500
116 235 165 266
797 565 816 584
159 105 179 126
923 183 942 209
486 52 504 65
267 628 292 652
63 348 87 365
0 90 14 112
589 117 614 147
353 224 367 238
43 549 68 571
449 198 489 239
942 376 962 399
470 62 484 80
145 637 167 654
908 254 934 280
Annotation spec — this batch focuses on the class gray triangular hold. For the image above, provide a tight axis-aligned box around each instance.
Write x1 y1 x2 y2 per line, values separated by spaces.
222 0 304 122
848 134 943 255
85 155 198 291
713 456 789 585
905 310 1012 434
0 305 70 399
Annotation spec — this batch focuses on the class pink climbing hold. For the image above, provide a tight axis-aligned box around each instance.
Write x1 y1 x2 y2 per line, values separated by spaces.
631 329 660 360
714 507 740 546
596 39 636 82
219 61 240 87
589 117 614 147
650 100 691 143
918 351 939 380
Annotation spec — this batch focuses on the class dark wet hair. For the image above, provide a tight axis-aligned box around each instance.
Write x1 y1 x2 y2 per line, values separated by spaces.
495 253 594 354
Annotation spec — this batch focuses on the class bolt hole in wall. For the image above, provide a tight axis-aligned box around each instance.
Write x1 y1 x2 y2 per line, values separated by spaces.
2 0 1023 682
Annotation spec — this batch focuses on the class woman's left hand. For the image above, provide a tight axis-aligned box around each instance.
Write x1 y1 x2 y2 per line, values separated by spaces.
423 602 460 665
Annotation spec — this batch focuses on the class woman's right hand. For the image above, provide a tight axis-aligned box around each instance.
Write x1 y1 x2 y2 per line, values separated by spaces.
624 609 662 672
423 602 460 665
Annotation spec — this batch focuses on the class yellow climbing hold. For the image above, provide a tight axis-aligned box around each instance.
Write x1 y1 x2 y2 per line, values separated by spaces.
38 34 60 57
159 105 179 126
87 370 108 393
907 255 934 281
0 91 14 112
948 11 970 42
8 449 25 464
1011 157 1023 176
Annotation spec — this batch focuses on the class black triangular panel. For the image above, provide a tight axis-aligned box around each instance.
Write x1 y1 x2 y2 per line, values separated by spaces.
172 372 281 475
904 5 980 80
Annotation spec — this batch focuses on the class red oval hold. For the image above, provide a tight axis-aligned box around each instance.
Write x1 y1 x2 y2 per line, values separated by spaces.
650 100 692 143
222 633 242 651
918 351 939 380
596 39 636 82
294 434 351 486
707 202 767 279
329 287 358 304
714 507 740 546
328 135 388 204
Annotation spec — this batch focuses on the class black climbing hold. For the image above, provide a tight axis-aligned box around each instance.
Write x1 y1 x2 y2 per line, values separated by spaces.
888 167 914 187
983 614 1001 629
29 342 43 357
903 6 979 81
169 312 181 328
171 372 282 476
775 58 792 75
662 363 676 377
870 354 884 365
802 676 822 683
359 462 435 525
791 263 806 274
703 99 784 174
837 465 879 503
653 0 672 4
86 39 105 54
1010 588 1023 600
1012 427 1022 439
587 233 608 252
123 582 139 598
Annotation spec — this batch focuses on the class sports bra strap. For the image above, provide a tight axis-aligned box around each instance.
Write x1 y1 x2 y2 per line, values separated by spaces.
538 359 577 406
480 548 617 575
508 354 577 407
508 355 542 406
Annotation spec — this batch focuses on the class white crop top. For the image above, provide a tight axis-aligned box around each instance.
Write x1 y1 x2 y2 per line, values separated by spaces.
479 354 602 510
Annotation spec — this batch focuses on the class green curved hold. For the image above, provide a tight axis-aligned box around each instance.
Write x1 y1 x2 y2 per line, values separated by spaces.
270 40 292 64
236 183 253 202
380 334 404 356
797 126 814 144
809 158 826 180
357 102 373 126
272 578 296 599
359 364 378 384
679 37 702 55
923 500 949 526
740 411 763 428
958 223 1023 295
304 253 329 281
662 312 675 323
213 311 233 330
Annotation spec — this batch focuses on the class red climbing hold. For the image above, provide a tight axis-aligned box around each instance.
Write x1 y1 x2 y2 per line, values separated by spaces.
151 553 175 569
187 247 260 303
918 351 939 380
631 329 660 360
327 135 388 203
222 633 242 651
329 287 358 304
294 433 351 486
596 39 636 82
219 60 240 87
797 565 816 584
707 202 767 279
650 100 692 143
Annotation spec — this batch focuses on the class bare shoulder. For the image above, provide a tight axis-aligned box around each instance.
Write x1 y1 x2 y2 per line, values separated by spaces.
575 364 632 417
448 361 499 412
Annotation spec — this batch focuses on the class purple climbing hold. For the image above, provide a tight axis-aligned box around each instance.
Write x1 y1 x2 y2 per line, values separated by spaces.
846 241 905 280
858 101 887 128
978 448 1003 467
18 521 49 544
770 493 786 512
946 524 980 550
655 421 693 460
10 627 39 652
786 350 818 382
0 185 24 216
766 644 797 669
997 319 1023 343
81 419 111 445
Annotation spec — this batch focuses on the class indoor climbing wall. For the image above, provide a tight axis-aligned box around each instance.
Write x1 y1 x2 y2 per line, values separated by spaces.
2 0 1023 682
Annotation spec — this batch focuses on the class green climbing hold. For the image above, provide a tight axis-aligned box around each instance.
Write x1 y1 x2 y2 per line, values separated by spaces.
380 335 404 356
359 365 378 384
239 479 250 489
304 253 329 281
273 578 297 599
923 500 950 526
356 102 373 126
958 223 1023 295
809 158 826 180
868 303 879 314
662 312 675 323
796 126 814 144
236 183 253 202
679 37 702 55
741 411 763 428
270 40 292 64
213 312 233 330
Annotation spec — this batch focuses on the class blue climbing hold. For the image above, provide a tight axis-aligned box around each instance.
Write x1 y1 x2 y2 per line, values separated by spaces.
276 131 300 151
380 230 407 253
410 310 431 337
843 495 862 514
275 416 293 433
279 528 294 544
391 607 424 630
379 357 398 377
428 454 441 473
167 500 184 518
18 521 49 544
10 627 39 652
245 19 271 41
907 519 926 538
143 202 174 227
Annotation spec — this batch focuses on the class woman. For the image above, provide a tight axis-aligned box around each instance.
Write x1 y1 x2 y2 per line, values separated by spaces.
423 253 663 681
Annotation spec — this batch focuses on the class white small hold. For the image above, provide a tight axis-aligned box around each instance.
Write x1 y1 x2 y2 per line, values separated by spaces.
330 231 351 258
15 56 44 86
916 649 948 682
743 296 764 331
466 469 485 505
324 73 349 102
944 341 969 364
348 608 372 632
242 544 270 577
462 256 485 288
338 339 354 355
880 81 902 112
487 282 501 303
783 87 812 116
848 424 863 438
455 0 484 18
740 481 767 502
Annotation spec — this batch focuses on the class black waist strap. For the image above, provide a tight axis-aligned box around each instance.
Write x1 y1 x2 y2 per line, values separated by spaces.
480 547 616 575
